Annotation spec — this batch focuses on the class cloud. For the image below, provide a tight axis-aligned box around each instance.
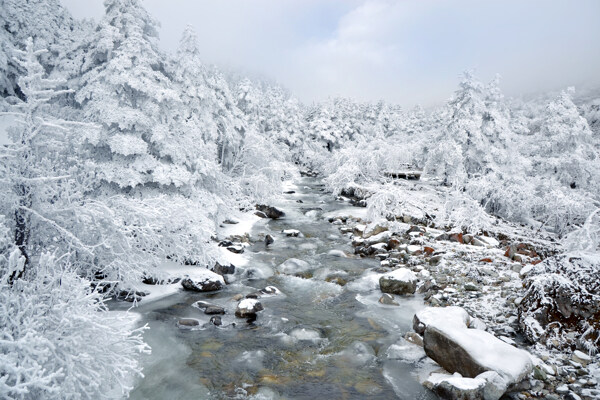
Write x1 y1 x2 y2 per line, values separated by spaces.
61 0 600 107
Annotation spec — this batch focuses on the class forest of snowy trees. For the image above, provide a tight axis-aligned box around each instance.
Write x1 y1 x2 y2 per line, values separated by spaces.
1 0 599 399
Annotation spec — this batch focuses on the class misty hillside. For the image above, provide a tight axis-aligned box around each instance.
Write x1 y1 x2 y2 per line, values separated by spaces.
1 1 599 400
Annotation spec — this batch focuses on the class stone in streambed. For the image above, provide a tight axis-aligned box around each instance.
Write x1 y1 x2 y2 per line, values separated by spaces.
177 318 200 329
235 298 264 318
379 268 418 295
413 306 470 335
265 234 274 246
378 293 399 306
204 305 225 315
255 204 285 219
423 322 533 387
181 270 225 292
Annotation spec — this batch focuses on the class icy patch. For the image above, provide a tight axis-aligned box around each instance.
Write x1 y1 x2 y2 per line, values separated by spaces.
278 258 312 275
335 341 376 367
278 275 342 301
386 338 426 363
327 249 347 257
346 270 383 292
289 327 323 343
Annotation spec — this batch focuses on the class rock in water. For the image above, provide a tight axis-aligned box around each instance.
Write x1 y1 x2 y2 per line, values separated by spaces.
424 373 486 400
378 293 399 306
255 204 285 219
181 270 225 292
423 324 533 386
204 306 226 315
177 318 200 329
424 371 507 400
265 234 274 246
235 298 264 318
211 262 235 276
379 268 418 295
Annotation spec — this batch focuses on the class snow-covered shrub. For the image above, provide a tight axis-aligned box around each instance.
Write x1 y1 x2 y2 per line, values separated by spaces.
0 234 149 399
323 135 416 195
435 187 494 233
227 129 297 203
519 253 600 354
68 193 220 286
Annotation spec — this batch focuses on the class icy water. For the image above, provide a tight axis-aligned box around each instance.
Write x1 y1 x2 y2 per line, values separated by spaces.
128 177 437 400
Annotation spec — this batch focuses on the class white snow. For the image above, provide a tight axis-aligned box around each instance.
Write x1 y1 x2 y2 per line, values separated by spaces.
381 268 417 284
426 372 486 390
237 298 260 312
415 306 470 331
129 262 225 304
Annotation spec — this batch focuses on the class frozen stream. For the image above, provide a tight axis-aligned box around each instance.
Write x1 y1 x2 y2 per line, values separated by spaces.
128 177 437 399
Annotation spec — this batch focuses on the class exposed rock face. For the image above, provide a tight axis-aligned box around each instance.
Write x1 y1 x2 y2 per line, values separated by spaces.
181 271 225 292
379 268 418 295
255 204 285 219
235 298 264 318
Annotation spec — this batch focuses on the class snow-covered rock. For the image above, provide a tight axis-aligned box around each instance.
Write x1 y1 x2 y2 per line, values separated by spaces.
379 268 418 295
413 306 470 334
424 371 507 400
255 204 285 219
365 230 392 245
423 323 533 386
180 270 225 292
283 229 302 237
235 298 264 318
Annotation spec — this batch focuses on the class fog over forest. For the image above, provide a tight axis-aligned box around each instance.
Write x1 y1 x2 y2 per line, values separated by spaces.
1 1 599 399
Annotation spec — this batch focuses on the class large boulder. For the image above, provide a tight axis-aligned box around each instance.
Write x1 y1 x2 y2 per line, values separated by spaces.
255 204 285 219
181 270 225 292
379 268 418 295
413 306 470 334
423 324 532 386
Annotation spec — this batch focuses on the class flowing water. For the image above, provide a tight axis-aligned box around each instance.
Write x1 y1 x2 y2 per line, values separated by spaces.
128 177 437 399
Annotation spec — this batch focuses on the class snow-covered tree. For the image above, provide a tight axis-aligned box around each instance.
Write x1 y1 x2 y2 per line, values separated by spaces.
0 220 149 399
0 38 86 281
534 88 599 190
75 0 183 189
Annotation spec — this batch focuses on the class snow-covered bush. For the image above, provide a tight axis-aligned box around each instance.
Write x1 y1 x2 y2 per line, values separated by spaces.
519 253 600 354
0 221 149 399
227 129 296 203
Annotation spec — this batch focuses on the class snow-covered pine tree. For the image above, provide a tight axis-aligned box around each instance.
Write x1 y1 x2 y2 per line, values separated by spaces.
75 0 183 189
535 88 599 190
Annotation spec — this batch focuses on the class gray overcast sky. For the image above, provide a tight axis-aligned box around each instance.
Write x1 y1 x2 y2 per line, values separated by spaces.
60 0 600 107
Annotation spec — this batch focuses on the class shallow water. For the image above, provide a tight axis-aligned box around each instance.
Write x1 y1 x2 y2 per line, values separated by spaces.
128 177 437 399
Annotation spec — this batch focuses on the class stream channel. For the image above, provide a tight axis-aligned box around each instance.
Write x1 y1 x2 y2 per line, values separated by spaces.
128 176 437 399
